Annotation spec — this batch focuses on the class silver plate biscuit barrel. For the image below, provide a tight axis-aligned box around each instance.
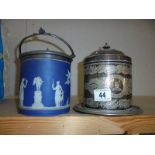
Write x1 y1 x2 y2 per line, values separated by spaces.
18 28 75 116
84 43 132 110
74 43 142 115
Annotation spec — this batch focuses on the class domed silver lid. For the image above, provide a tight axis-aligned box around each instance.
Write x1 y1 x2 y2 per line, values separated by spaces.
84 43 131 64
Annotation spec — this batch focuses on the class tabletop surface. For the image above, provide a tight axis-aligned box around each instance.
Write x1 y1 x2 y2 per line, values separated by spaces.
0 96 155 134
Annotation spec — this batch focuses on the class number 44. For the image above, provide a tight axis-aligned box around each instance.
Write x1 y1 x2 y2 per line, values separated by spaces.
99 92 106 98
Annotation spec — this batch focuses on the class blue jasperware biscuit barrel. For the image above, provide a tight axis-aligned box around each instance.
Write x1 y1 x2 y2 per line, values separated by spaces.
18 28 75 116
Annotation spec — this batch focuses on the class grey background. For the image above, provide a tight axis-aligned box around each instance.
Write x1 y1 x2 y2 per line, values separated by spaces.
2 19 155 97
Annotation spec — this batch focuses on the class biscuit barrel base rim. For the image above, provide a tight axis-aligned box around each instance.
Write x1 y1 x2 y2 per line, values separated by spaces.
73 103 142 116
18 107 70 116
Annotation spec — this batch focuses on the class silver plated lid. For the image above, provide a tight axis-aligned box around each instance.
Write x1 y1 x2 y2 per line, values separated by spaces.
84 43 131 64
20 50 73 62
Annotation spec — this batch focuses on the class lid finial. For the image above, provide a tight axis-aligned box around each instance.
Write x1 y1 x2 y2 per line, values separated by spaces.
39 27 46 34
103 42 110 49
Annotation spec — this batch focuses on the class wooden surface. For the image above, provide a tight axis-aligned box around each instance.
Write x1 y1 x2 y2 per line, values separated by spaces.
0 96 155 135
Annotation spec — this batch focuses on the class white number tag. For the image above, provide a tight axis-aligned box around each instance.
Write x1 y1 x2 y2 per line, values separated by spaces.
94 88 111 101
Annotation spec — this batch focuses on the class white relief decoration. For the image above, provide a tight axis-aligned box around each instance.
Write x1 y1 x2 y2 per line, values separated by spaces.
65 70 71 85
32 76 44 108
52 80 64 107
33 76 43 91
19 78 28 106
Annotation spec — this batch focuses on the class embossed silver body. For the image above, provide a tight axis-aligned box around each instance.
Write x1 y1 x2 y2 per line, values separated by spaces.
84 43 132 110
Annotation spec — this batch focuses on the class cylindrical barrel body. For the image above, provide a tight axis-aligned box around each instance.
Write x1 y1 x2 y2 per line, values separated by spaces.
84 44 132 110
18 28 75 116
84 61 132 110
19 52 72 116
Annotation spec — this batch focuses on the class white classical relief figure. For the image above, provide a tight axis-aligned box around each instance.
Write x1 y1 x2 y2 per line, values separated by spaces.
65 70 71 85
52 81 64 107
19 78 28 106
32 76 44 108
33 76 43 91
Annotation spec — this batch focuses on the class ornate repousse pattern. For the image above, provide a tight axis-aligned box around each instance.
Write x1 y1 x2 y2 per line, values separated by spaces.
84 62 132 110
